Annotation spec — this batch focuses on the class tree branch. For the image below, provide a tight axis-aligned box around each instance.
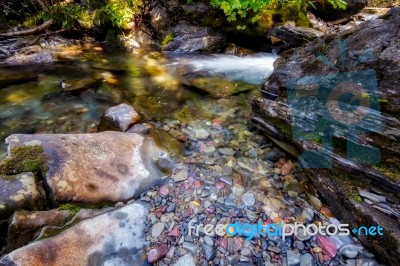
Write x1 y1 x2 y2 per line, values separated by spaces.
0 19 54 37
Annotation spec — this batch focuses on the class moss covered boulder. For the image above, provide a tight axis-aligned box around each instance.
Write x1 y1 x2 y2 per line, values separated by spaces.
4 131 178 204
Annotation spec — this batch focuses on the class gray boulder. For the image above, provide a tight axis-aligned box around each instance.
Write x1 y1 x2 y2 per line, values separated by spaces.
163 22 227 53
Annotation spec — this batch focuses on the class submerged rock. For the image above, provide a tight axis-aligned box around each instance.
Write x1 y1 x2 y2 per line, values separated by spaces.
98 103 142 132
4 132 175 204
0 201 149 266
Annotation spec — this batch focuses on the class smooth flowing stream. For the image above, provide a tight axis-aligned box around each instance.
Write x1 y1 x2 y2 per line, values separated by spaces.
0 51 278 159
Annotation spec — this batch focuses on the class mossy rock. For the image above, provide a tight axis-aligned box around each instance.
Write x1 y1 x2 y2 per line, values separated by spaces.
0 145 48 177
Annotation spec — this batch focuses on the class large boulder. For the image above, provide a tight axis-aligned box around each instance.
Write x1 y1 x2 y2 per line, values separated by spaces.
163 21 228 53
251 8 400 265
310 0 368 21
269 26 325 48
0 201 149 266
4 132 176 204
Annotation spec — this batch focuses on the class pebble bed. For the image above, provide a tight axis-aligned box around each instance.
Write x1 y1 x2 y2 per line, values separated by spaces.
140 106 379 266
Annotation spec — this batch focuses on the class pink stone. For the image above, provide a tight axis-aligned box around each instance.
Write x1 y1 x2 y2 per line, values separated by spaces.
219 238 228 250
275 158 287 169
147 244 168 263
213 118 222 127
281 163 293 176
193 180 202 188
233 237 243 252
182 181 191 191
159 186 169 197
205 208 215 214
215 182 225 190
168 225 180 237
317 235 337 258
199 142 207 153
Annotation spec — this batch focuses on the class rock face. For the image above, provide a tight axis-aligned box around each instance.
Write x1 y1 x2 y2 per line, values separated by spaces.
5 132 173 204
1 209 71 254
163 22 228 53
251 8 400 265
310 0 369 21
0 173 44 218
0 201 149 266
98 103 142 132
269 26 325 47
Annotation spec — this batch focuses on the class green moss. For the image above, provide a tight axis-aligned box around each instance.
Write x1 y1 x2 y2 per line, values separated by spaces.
0 145 48 177
59 203 81 221
333 174 363 202
372 164 399 181
267 116 292 137
161 33 174 48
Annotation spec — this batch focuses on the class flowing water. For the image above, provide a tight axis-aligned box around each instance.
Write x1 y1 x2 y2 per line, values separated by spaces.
0 49 278 159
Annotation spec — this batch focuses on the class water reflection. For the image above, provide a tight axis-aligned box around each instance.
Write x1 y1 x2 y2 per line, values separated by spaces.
0 50 277 160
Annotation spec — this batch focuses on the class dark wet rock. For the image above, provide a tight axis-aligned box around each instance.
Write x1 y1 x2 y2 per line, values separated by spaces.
98 104 142 132
251 8 400 265
287 249 301 266
0 201 149 266
310 0 368 21
0 68 37 87
5 132 175 204
269 26 324 48
183 78 257 98
202 243 216 261
1 209 70 254
300 253 316 266
127 123 155 135
163 22 227 53
0 173 44 218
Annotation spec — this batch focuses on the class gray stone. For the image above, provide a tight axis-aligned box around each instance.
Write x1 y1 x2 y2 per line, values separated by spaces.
172 254 196 266
219 148 235 156
151 222 165 238
359 190 386 203
287 250 301 266
300 253 316 266
182 242 198 254
203 235 214 246
195 128 210 140
202 243 216 261
339 244 362 259
242 192 256 207
98 103 141 132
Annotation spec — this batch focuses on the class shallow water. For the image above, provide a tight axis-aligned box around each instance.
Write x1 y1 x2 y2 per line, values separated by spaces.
0 50 277 159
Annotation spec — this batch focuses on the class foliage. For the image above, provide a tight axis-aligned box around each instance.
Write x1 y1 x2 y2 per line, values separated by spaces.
20 0 143 30
210 0 347 28
161 33 174 48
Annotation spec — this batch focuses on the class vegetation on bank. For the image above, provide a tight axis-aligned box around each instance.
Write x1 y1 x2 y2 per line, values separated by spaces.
0 0 348 34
